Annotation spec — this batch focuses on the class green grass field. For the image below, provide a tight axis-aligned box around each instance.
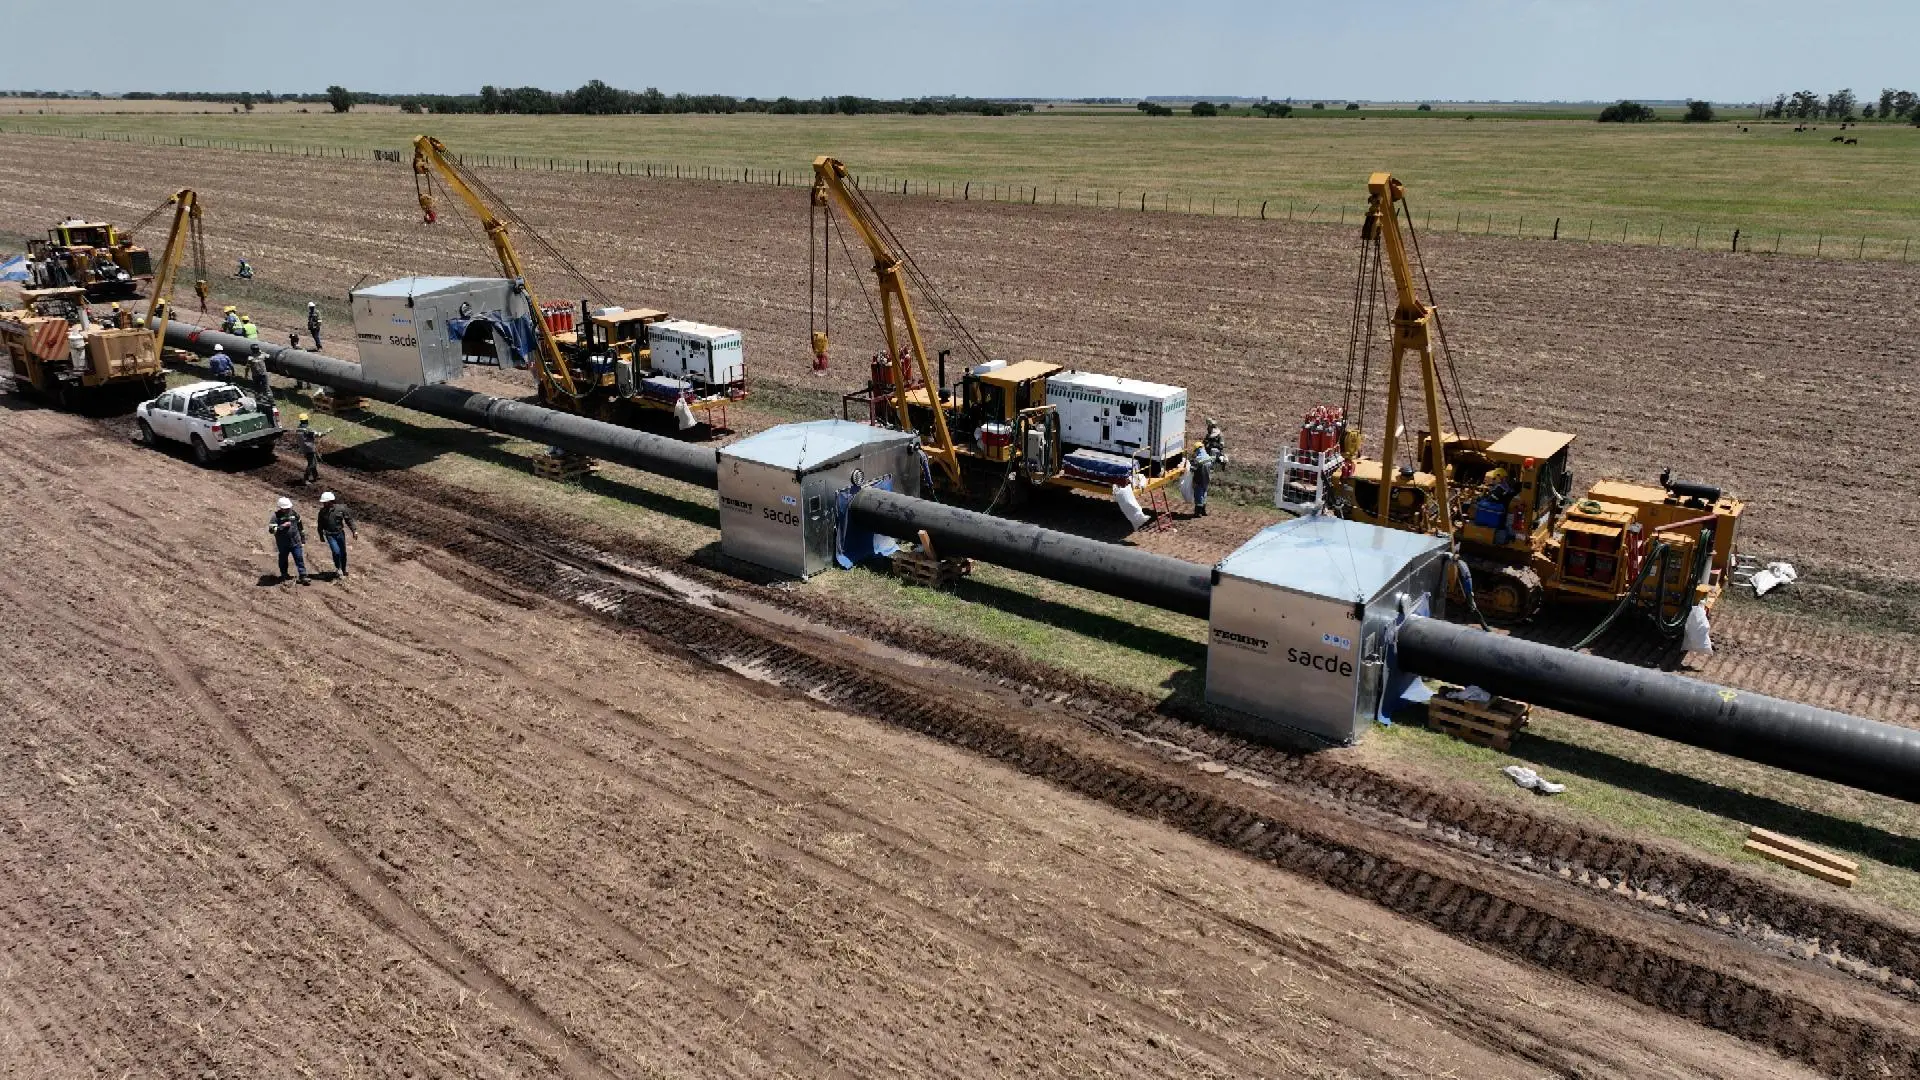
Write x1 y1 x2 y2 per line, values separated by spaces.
6 110 1917 248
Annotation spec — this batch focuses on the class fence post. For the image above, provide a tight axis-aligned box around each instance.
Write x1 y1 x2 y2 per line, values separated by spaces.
1517 216 1523 237
1141 192 1146 212
964 181 970 200
1260 200 1267 220
1905 238 1910 262
1587 220 1593 241
1694 225 1700 248
1857 235 1866 258
1552 217 1559 240
1731 229 1739 252
1816 233 1823 256
1655 223 1663 245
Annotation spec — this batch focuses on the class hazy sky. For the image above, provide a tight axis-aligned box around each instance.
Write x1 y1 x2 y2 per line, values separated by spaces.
11 1 1910 102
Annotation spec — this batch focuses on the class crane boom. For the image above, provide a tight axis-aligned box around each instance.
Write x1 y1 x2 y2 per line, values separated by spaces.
1365 172 1453 534
411 135 582 404
143 189 207 351
810 156 962 488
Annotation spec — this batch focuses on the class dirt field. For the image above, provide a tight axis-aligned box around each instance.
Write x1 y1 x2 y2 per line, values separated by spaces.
5 401 1882 1078
2 133 1913 586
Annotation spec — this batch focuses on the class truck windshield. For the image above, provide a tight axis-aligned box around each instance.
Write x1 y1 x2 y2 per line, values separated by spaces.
191 387 247 414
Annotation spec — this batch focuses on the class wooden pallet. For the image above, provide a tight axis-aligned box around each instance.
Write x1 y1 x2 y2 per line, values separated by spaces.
530 453 596 482
1426 689 1532 751
891 529 972 589
1744 827 1858 888
307 392 366 416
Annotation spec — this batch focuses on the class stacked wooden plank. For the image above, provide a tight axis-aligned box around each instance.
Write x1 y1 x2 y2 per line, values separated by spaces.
308 391 366 416
891 529 972 589
1744 827 1858 888
1426 688 1532 751
530 452 596 483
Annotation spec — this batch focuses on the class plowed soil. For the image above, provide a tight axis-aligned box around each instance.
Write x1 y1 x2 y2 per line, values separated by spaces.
7 133 1920 1077
1 133 1914 583
2 401 1868 1078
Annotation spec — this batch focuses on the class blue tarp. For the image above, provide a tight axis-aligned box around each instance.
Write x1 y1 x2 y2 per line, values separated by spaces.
0 255 28 283
446 312 541 369
834 476 900 569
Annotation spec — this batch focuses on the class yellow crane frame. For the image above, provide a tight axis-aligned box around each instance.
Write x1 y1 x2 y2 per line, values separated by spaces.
1366 172 1454 534
810 156 962 488
142 189 208 349
411 135 583 404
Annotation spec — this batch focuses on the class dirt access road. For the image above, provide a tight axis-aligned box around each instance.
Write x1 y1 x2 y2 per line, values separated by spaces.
1 134 1914 583
0 405 1857 1076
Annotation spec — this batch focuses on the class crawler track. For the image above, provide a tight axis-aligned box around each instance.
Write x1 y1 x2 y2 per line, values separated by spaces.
227 441 1920 1079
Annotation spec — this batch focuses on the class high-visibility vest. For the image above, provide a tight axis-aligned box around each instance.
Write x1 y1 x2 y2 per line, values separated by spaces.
242 322 259 339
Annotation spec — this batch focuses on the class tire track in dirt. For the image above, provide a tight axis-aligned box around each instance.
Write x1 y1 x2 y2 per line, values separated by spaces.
5 473 622 1080
315 478 1916 1077
317 618 1273 1075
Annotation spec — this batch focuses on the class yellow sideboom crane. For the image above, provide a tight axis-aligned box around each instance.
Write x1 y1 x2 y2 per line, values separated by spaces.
809 156 963 488
1300 172 1742 639
142 188 209 353
1366 173 1453 534
412 135 585 406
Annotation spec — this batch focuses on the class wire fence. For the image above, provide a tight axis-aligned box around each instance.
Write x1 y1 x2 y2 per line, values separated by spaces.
5 123 1912 263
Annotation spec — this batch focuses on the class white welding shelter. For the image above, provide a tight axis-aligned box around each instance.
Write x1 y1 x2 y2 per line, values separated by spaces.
718 420 922 578
350 276 538 386
1206 516 1449 746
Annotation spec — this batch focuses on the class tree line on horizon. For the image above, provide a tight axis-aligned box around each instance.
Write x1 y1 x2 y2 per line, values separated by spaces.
1761 88 1918 122
7 84 1034 118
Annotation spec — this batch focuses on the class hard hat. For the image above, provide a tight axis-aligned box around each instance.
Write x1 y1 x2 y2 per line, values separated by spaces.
319 491 336 503
298 413 310 422
110 302 120 309
223 305 236 312
308 301 317 308
212 343 224 352
276 497 293 510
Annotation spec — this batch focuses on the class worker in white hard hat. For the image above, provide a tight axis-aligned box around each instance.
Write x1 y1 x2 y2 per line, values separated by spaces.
266 496 309 584
306 301 323 350
209 342 233 379
316 491 357 579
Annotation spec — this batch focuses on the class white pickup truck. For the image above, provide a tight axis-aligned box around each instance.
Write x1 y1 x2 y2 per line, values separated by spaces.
135 380 282 465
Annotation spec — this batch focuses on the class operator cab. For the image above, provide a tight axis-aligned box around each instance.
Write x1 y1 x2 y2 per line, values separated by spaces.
1461 427 1576 552
51 221 116 249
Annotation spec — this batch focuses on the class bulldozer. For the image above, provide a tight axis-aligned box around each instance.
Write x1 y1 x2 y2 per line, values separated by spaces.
0 190 207 409
0 287 163 407
1281 173 1742 637
27 218 153 301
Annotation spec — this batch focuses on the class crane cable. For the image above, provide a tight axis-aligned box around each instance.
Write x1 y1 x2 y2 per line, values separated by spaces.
1399 197 1477 442
842 180 991 370
434 154 612 310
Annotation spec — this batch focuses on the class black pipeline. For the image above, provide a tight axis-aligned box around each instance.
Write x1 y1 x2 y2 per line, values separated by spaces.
165 324 1212 616
1396 615 1920 803
162 324 719 488
163 323 1920 801
848 487 1214 618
